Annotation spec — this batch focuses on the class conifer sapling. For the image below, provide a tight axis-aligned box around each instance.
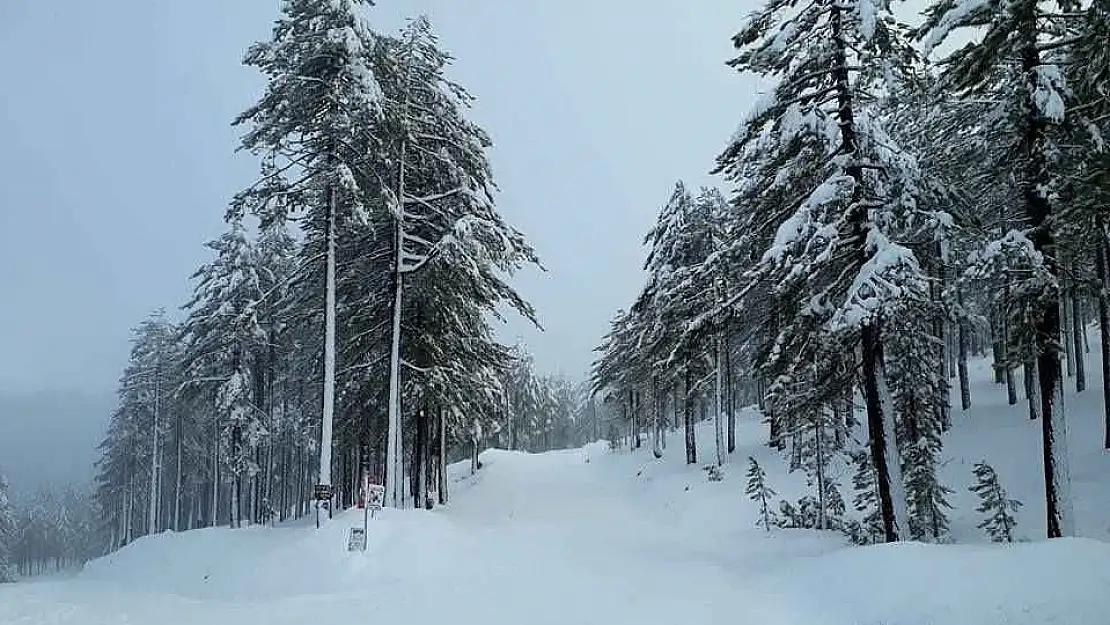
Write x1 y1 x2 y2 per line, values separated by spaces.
970 462 1023 543
746 457 777 531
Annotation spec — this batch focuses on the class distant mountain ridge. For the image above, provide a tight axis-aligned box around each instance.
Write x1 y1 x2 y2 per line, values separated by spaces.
0 389 113 494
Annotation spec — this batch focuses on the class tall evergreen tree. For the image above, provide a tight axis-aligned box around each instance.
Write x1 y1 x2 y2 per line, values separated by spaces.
95 312 178 544
181 222 274 528
917 0 1092 538
232 0 384 497
887 296 953 541
712 0 943 541
372 16 540 507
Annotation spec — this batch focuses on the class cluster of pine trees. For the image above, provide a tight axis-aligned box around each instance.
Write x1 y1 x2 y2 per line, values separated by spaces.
594 0 1110 543
499 347 602 455
92 1 558 550
0 474 14 581
0 477 99 581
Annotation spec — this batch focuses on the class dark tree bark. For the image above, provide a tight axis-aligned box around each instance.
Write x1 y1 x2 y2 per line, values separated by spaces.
1064 295 1076 378
438 405 448 504
1073 293 1086 393
1098 234 1110 449
1019 12 1073 538
725 322 736 454
684 362 697 464
411 402 427 509
631 388 641 449
933 249 953 429
1025 359 1041 420
861 325 904 542
958 296 972 411
992 313 1006 384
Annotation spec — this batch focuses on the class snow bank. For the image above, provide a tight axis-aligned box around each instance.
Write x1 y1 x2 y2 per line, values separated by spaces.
79 509 402 600
757 538 1110 625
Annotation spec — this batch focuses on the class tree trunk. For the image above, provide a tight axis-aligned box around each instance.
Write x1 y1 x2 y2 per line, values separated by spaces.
659 385 667 451
992 312 1006 384
1063 295 1075 378
725 324 736 454
1005 325 1018 406
232 423 244 529
385 130 408 508
948 323 958 379
174 408 183 531
319 178 338 499
861 324 908 542
999 274 1018 405
684 363 697 465
1073 293 1086 393
714 334 725 467
673 386 681 431
932 254 952 431
438 405 448 504
652 376 663 457
1097 234 1110 449
1038 343 1073 537
210 405 219 527
413 403 428 510
1025 359 1041 420
507 388 517 451
815 407 826 531
148 349 162 536
470 422 480 476
957 290 972 411
629 389 640 449
1018 18 1074 538
768 404 784 450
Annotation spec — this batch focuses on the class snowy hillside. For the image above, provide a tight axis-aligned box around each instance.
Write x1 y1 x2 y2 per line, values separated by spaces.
2 355 1109 625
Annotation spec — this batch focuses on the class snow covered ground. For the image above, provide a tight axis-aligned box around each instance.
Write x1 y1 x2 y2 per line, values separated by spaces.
2 354 1109 624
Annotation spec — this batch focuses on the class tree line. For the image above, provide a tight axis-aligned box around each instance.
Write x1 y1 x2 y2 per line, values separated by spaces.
592 0 1110 543
0 476 99 581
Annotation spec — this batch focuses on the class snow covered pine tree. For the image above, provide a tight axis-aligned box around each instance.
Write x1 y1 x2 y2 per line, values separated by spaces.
232 0 383 504
916 0 1094 539
712 0 948 541
970 462 1023 543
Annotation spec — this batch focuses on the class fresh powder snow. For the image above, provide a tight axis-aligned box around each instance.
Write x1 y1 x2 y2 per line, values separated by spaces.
3 352 1110 624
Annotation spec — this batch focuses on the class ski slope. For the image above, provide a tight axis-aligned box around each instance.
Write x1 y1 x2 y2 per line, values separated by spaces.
3 357 1110 624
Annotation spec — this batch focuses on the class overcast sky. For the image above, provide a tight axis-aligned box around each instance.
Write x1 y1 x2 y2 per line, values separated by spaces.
0 1 759 393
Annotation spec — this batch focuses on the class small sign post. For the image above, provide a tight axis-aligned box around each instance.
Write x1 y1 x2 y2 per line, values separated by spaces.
358 473 369 551
352 477 384 553
347 527 366 552
313 484 333 529
366 484 385 517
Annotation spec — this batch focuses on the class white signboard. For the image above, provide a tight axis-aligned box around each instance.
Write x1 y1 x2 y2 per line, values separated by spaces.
347 527 366 552
366 484 385 511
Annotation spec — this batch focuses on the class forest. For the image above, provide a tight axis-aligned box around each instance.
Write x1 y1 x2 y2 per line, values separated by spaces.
592 0 1110 543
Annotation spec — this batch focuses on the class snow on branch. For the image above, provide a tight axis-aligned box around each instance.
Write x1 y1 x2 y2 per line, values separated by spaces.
828 228 924 331
1032 64 1068 123
920 0 991 56
762 175 854 267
